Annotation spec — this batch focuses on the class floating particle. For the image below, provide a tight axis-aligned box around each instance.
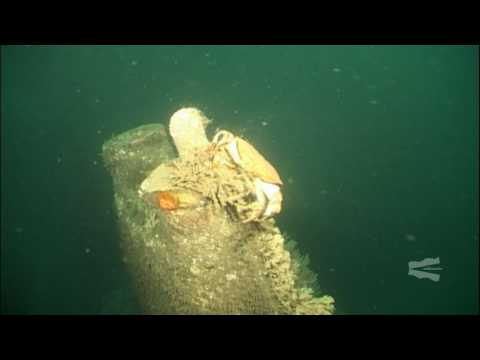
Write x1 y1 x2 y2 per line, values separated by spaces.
85 247 91 254
368 99 379 105
261 121 268 127
226 273 237 281
332 67 342 73
131 60 138 66
405 234 416 242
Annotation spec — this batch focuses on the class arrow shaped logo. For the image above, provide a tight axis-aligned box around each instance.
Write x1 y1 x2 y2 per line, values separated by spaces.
408 257 442 282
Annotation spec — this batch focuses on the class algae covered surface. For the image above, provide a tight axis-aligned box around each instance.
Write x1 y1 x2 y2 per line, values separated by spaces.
102 117 335 314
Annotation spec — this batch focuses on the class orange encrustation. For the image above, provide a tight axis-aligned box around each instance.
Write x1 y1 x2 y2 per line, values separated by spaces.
156 191 179 210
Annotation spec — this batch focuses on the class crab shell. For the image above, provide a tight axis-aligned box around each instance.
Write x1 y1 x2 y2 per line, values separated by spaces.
225 136 283 186
255 178 283 218
139 163 175 195
214 132 283 222
139 164 206 211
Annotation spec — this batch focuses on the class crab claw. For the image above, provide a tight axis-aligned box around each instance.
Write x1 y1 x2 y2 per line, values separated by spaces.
257 179 282 218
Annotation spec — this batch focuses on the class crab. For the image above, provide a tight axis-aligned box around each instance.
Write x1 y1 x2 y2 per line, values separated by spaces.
209 130 284 223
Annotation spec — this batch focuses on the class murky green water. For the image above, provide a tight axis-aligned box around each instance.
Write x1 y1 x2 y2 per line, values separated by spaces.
1 45 478 314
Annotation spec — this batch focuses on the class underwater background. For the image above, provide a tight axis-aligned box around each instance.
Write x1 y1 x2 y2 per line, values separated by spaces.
1 45 478 314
